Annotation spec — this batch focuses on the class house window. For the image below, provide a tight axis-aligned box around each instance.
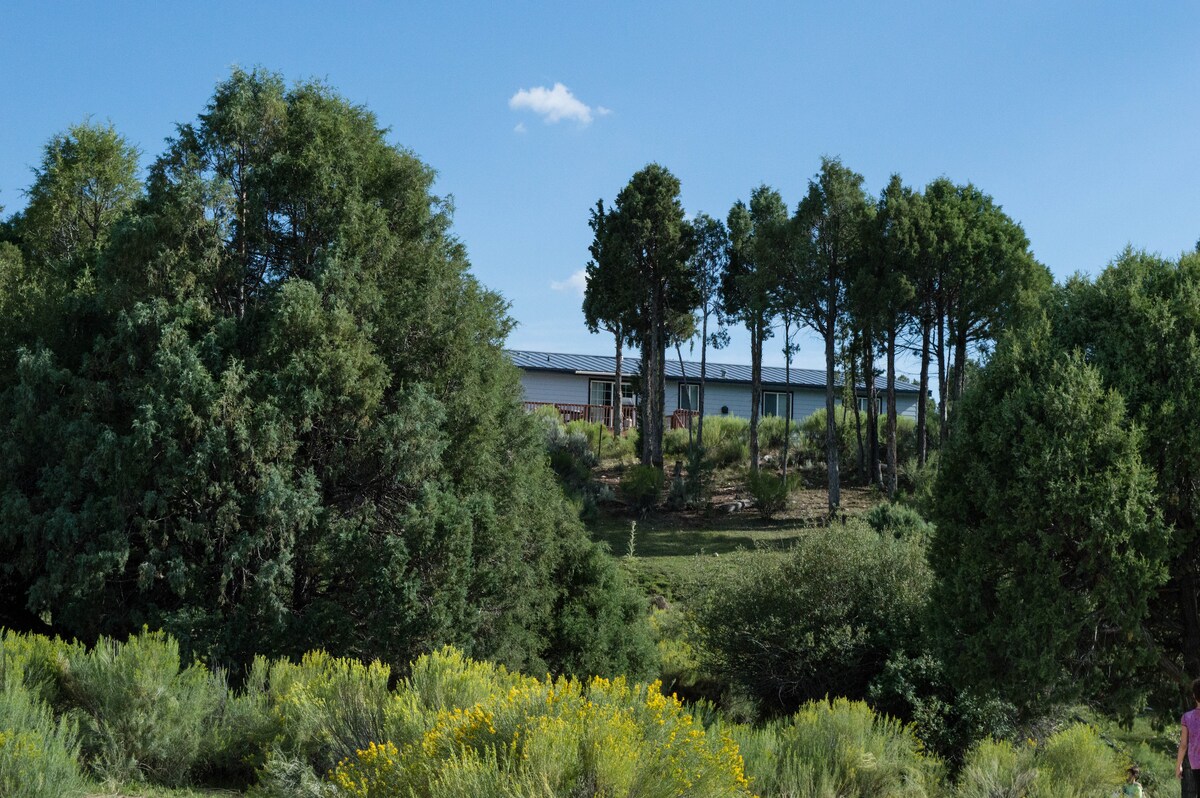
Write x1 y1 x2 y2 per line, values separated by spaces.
678 383 699 411
763 391 792 418
857 397 884 414
589 379 634 406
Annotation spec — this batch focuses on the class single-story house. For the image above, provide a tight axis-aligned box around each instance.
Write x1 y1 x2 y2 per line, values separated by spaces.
508 349 923 429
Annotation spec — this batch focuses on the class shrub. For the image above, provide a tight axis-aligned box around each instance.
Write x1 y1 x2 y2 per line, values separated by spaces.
1034 723 1123 797
692 522 932 713
757 415 806 458
0 664 85 798
331 649 753 798
621 465 664 513
61 628 224 786
0 630 81 710
697 416 750 468
954 725 1123 798
264 650 392 774
865 502 935 540
746 471 800 519
866 651 1017 764
955 737 1038 798
565 418 635 461
728 697 943 798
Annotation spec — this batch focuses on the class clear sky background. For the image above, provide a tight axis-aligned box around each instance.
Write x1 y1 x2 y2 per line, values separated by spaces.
2 2 1198 375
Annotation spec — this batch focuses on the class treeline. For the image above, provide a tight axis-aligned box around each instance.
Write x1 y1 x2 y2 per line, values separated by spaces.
0 69 654 677
931 245 1200 720
585 162 1050 510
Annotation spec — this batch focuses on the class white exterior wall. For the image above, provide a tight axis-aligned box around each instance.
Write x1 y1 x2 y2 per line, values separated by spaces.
519 369 923 422
666 378 921 422
518 370 592 405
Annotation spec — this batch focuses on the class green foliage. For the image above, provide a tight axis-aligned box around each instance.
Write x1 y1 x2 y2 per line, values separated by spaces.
801 407 858 472
693 522 932 713
1051 248 1200 710
696 415 750 467
930 322 1169 718
621 465 665 512
0 69 647 682
0 662 85 798
60 628 223 786
566 418 636 460
867 651 1017 764
955 725 1122 798
865 502 934 541
257 649 392 774
727 697 943 798
745 470 800 519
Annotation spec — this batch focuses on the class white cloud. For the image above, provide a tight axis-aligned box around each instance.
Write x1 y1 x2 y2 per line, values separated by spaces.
509 83 605 126
550 269 587 296
514 121 527 134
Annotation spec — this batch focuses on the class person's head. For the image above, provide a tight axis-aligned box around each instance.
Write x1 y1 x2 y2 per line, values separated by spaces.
1127 765 1140 782
1193 677 1200 706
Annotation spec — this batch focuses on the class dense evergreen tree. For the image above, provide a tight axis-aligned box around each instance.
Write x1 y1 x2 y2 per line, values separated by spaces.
0 69 652 678
930 320 1169 718
792 158 871 513
1051 248 1200 701
601 165 696 469
583 200 636 435
686 212 729 451
722 186 786 474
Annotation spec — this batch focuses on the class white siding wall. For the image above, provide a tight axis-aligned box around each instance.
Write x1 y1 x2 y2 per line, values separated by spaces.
666 378 922 422
519 371 592 405
520 369 923 422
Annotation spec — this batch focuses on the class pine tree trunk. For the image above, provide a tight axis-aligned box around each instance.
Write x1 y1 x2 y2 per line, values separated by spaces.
850 350 865 483
825 299 840 514
917 314 931 467
864 333 881 488
750 320 762 474
613 330 624 437
886 328 899 499
698 312 707 450
936 299 948 445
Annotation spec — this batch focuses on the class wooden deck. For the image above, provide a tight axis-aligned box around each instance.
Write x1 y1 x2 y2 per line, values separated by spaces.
524 401 638 433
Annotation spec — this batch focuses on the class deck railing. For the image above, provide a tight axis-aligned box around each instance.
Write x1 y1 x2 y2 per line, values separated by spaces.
524 402 638 433
670 409 701 430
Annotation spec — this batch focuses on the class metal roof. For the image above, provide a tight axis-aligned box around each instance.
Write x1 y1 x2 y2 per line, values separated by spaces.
507 350 921 394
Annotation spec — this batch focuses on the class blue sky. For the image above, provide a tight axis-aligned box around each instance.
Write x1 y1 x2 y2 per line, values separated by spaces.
3 2 1198 374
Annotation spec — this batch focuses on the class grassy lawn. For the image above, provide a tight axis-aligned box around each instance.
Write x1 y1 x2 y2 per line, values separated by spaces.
588 485 883 602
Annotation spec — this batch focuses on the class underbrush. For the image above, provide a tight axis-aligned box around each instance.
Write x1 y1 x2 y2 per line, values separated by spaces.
0 627 1141 797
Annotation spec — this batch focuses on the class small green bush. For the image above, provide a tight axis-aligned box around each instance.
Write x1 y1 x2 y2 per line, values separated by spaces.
61 628 224 786
954 725 1123 798
621 465 664 512
865 502 935 540
698 416 750 468
728 697 943 798
264 650 392 774
0 664 85 798
692 522 932 713
746 470 800 519
0 630 81 710
566 418 635 461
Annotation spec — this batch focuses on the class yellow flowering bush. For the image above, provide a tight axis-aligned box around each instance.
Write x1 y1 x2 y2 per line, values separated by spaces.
331 648 753 797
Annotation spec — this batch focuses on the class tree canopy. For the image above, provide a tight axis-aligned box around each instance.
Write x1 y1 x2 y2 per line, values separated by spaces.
0 70 652 678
